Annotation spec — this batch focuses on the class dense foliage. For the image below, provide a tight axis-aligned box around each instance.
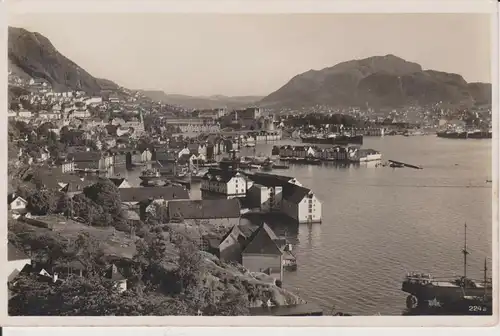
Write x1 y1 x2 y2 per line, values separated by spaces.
9 219 251 316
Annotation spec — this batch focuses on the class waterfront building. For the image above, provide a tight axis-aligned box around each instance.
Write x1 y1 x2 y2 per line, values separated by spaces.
246 173 321 223
67 151 114 170
362 127 385 136
246 184 283 212
200 168 249 198
241 223 288 282
217 222 294 284
281 185 322 223
349 148 382 162
254 130 282 142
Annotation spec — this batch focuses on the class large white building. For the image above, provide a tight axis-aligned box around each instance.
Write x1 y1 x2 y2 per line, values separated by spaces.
201 169 249 198
246 173 322 223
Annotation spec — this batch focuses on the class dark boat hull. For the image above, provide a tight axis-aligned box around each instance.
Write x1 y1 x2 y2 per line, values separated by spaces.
404 296 492 315
467 131 492 139
300 135 363 145
437 132 468 139
402 280 492 310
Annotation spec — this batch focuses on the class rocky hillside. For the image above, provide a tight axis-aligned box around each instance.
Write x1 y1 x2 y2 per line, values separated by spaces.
140 90 262 110
8 26 118 94
260 54 491 109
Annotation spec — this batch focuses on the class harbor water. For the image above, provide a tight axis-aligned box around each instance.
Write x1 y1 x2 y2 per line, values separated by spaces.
116 135 493 316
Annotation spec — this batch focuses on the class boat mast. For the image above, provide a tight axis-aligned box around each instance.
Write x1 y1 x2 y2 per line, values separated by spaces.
483 257 488 297
462 222 469 282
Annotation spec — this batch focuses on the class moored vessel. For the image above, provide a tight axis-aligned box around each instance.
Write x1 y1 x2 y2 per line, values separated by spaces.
402 223 492 313
300 132 363 145
436 130 467 139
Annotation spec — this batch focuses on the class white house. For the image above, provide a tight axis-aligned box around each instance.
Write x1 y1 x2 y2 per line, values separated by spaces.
39 111 61 120
247 173 319 223
8 194 27 212
201 169 248 198
17 110 32 119
281 186 322 224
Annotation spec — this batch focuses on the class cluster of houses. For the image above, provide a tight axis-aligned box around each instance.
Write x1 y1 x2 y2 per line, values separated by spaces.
272 145 382 163
200 169 322 224
7 170 303 296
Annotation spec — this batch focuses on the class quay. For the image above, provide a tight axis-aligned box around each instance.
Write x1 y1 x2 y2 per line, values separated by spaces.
249 303 324 316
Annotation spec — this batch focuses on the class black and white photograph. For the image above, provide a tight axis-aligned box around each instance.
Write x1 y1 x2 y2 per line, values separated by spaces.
4 0 497 323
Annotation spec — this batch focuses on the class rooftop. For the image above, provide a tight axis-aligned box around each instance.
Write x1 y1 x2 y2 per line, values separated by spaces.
119 186 190 203
167 199 241 220
8 243 30 261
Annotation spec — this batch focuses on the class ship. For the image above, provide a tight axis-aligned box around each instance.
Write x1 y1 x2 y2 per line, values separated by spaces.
300 132 363 145
436 130 468 139
402 223 492 314
436 128 492 139
467 130 492 139
260 160 274 171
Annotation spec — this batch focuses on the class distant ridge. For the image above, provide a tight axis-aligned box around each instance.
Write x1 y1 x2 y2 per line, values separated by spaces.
260 54 491 109
139 90 263 110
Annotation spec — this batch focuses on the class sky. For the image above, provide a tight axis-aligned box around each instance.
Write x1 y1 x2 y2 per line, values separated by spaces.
8 13 492 97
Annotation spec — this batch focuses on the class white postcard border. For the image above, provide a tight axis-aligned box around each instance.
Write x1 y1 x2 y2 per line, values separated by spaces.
0 0 498 328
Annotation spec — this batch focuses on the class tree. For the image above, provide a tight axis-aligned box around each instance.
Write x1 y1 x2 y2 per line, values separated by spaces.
215 289 250 316
83 178 123 218
26 189 59 215
71 232 106 274
174 235 203 293
8 224 70 264
145 203 170 226
71 193 103 225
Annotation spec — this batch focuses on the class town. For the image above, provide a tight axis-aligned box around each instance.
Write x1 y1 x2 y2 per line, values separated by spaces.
8 73 335 316
8 59 493 316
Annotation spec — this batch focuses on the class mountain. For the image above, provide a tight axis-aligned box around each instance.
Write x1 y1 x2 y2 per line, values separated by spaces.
139 90 263 110
8 26 119 94
260 54 491 109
